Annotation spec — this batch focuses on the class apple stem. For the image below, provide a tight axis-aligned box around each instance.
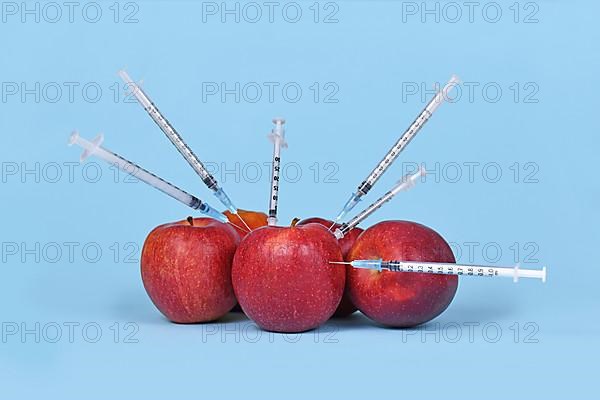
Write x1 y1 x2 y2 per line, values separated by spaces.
187 216 194 226
290 218 300 227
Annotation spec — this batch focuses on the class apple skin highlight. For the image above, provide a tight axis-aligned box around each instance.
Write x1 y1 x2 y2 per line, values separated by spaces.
141 217 240 323
347 220 458 328
232 223 345 333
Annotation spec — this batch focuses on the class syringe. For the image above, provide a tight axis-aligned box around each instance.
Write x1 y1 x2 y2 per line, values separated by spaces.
267 118 287 226
330 259 547 283
332 75 459 223
68 131 233 225
333 167 425 239
118 70 250 230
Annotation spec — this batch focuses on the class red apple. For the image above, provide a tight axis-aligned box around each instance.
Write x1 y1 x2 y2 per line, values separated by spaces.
223 209 268 238
347 220 458 327
232 222 345 332
141 217 240 323
298 217 364 317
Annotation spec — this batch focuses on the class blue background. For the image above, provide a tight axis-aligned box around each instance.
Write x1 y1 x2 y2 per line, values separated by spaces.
1 1 597 398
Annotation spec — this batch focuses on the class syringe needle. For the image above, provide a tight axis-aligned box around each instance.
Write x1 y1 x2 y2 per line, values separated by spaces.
332 75 459 223
327 220 337 232
333 167 426 239
329 260 547 283
234 212 252 232
227 219 250 234
118 69 253 230
68 131 230 224
267 118 287 226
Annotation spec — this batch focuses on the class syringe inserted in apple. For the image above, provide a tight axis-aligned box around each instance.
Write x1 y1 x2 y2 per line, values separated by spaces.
331 75 460 224
118 69 250 231
333 167 426 239
267 118 287 226
68 131 247 230
330 259 547 283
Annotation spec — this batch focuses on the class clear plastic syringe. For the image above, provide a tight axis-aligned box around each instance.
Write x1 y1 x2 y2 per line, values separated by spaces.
118 70 248 229
332 75 459 223
267 118 287 226
333 167 425 239
68 131 230 224
330 259 547 283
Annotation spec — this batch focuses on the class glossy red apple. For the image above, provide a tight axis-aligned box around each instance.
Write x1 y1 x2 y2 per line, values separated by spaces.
232 222 345 332
223 209 268 239
298 217 363 317
347 220 458 327
141 217 240 323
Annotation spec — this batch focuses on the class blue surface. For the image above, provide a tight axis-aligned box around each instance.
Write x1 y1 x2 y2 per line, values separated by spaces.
1 1 598 398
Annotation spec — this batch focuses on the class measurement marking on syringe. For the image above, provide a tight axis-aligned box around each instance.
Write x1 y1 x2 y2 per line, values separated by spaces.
267 118 286 226
331 259 547 282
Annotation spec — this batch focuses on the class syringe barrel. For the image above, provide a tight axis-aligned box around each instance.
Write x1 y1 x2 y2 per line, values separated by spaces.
70 132 201 211
119 70 218 188
342 190 394 234
146 102 218 188
101 152 198 209
267 119 285 226
383 261 494 277
268 139 282 222
379 260 546 282
390 166 426 195
356 75 458 195
339 169 424 232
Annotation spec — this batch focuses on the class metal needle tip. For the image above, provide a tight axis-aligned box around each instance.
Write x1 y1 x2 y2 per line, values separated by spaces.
329 261 351 265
